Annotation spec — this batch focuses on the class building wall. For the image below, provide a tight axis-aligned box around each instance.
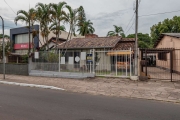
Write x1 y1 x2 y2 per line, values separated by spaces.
10 25 39 54
156 36 180 72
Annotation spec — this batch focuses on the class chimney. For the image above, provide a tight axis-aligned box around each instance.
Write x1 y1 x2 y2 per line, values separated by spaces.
85 34 98 38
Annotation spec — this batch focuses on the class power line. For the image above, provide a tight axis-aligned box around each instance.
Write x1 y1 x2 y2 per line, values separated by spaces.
4 0 16 15
125 13 135 32
125 20 135 34
139 9 180 17
125 0 141 34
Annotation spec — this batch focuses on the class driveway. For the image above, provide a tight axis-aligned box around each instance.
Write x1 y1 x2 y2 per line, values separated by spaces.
144 67 180 81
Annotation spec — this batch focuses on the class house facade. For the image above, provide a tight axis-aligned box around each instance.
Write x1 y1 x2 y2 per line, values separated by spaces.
154 33 180 72
58 34 135 75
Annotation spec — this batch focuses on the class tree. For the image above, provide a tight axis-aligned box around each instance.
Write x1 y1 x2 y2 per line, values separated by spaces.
50 2 67 48
14 8 36 54
0 41 11 59
77 20 95 36
77 6 86 27
36 3 51 50
107 25 125 37
49 22 66 36
126 33 152 48
150 16 180 46
62 5 79 55
0 34 9 39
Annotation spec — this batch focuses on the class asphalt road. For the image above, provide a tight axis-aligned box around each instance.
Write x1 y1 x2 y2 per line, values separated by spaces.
0 84 180 120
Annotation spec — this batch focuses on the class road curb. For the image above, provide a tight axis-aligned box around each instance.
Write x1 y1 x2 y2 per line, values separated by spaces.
0 80 65 91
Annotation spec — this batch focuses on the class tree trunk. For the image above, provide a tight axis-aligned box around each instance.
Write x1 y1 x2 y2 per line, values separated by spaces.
32 28 34 52
61 25 71 56
46 35 49 51
36 35 43 46
28 22 30 55
63 25 72 56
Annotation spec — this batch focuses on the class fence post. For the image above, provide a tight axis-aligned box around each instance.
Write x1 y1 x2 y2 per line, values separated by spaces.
126 53 127 76
93 49 95 74
145 49 147 76
130 48 132 77
59 49 60 72
90 50 92 73
116 51 117 76
170 50 173 82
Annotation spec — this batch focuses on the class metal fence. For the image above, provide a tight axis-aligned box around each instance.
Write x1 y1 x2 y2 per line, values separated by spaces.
140 48 180 81
30 49 133 78
95 49 133 77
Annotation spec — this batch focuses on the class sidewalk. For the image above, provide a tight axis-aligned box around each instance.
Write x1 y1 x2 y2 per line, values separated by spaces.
0 74 180 103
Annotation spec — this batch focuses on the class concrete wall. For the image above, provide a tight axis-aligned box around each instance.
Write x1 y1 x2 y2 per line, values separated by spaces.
0 63 28 75
156 35 180 72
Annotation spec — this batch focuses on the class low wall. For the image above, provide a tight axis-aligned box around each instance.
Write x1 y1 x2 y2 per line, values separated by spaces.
0 63 28 75
29 70 95 79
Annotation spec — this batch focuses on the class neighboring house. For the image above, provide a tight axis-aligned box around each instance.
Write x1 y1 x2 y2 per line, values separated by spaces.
39 30 85 48
10 25 84 54
58 34 135 72
10 25 39 55
9 24 84 63
154 33 180 72
41 37 66 50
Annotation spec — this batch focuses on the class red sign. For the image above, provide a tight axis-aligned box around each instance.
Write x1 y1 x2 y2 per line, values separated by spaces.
14 43 32 50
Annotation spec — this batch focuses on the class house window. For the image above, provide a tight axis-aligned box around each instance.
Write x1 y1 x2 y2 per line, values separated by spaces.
158 53 167 61
15 33 32 43
65 52 73 62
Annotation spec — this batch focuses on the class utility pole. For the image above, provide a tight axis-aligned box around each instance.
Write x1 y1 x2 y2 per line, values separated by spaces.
134 0 138 76
0 16 5 79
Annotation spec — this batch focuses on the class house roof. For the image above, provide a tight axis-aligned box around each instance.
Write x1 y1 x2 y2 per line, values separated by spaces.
41 37 66 48
154 33 180 48
58 37 121 49
58 37 135 50
162 33 180 38
49 37 66 44
112 41 135 50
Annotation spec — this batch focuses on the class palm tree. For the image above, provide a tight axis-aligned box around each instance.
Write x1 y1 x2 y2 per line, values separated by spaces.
49 21 66 43
77 6 86 28
14 8 36 54
62 5 79 55
36 3 51 50
107 25 125 37
49 2 67 49
77 20 95 36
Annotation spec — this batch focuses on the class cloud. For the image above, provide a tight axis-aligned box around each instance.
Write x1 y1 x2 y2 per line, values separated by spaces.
1 0 180 37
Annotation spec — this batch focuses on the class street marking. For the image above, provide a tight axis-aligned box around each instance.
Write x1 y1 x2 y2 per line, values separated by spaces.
0 81 65 91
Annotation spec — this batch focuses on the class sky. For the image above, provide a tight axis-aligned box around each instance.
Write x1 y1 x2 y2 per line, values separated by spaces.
1 0 180 37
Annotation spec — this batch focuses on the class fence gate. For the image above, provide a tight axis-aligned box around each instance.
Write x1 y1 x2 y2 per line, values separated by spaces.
140 48 180 82
94 49 132 78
